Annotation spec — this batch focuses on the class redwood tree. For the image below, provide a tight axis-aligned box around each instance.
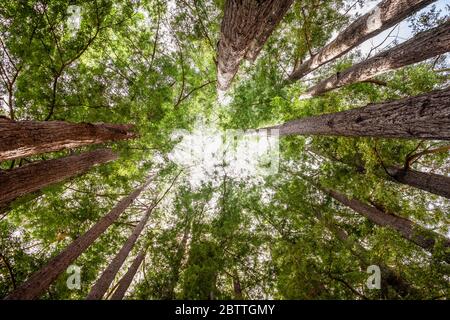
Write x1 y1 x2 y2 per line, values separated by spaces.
327 189 450 263
0 120 136 161
264 87 450 140
0 149 118 207
217 0 294 92
303 20 450 97
3 177 153 300
289 0 436 80
110 250 146 300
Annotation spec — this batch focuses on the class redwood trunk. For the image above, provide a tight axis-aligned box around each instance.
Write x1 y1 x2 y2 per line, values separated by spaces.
0 119 135 161
3 178 152 300
304 20 450 97
217 0 293 92
316 212 416 297
387 166 450 200
289 0 436 80
0 149 117 207
265 87 450 140
110 250 146 300
328 189 450 263
86 207 153 300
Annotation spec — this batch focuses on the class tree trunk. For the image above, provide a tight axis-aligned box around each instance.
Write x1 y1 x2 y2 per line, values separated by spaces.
289 0 436 80
109 250 146 300
311 148 450 200
315 211 417 298
327 189 450 263
3 177 152 300
232 270 243 299
0 120 135 161
0 149 117 207
303 19 450 97
265 87 450 140
217 0 293 92
86 206 153 300
387 166 450 200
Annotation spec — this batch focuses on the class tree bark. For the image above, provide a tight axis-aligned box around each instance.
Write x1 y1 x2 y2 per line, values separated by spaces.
3 177 152 300
289 0 436 80
109 250 146 300
311 148 450 200
0 120 136 161
303 19 450 97
86 206 153 300
217 0 293 92
387 166 450 200
327 189 450 263
265 87 450 140
315 211 417 298
0 149 117 207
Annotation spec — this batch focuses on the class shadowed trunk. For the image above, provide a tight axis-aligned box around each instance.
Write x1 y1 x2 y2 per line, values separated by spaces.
217 0 293 92
264 87 450 140
303 19 450 97
110 250 146 300
315 211 417 298
327 189 450 263
3 177 152 300
0 149 117 207
0 120 135 161
289 0 436 80
86 206 153 300
387 166 450 200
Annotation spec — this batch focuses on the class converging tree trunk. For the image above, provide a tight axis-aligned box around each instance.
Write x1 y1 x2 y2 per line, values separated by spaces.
315 211 417 298
387 166 450 200
110 250 146 300
0 149 117 207
3 177 152 300
303 19 450 97
289 0 436 80
217 0 293 92
0 120 136 162
86 206 154 300
264 87 450 140
327 189 450 263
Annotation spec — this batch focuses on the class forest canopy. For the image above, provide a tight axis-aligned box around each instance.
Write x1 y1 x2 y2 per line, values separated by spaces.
0 0 449 300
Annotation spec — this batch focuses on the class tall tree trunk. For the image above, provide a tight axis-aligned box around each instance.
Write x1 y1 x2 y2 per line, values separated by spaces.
315 211 417 298
303 19 450 97
327 189 450 263
86 207 153 300
0 120 135 161
310 148 450 200
264 87 450 140
3 177 152 300
289 0 436 80
109 250 146 300
0 149 117 207
217 0 293 92
387 166 450 200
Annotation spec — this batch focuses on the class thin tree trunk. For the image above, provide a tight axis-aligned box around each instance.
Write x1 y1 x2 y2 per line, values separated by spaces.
315 211 417 298
264 87 450 140
289 0 436 80
232 270 243 299
109 250 146 300
3 177 152 300
0 120 136 161
217 0 293 92
86 206 153 300
303 19 450 97
387 166 450 200
0 149 117 207
327 189 450 263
